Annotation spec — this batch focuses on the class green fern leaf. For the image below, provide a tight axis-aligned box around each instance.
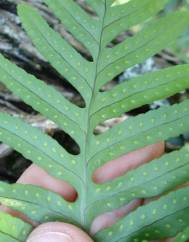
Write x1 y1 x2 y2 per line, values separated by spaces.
87 145 189 222
0 54 85 145
95 186 189 242
0 212 32 242
0 113 81 188
97 11 189 88
89 100 189 169
173 226 189 242
0 0 189 241
17 3 93 103
0 234 20 242
92 64 189 122
0 182 79 224
43 0 100 58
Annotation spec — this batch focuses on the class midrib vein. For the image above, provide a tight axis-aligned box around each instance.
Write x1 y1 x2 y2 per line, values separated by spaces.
80 2 107 227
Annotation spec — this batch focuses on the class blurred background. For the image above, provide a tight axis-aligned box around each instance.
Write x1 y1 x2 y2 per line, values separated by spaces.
0 0 189 183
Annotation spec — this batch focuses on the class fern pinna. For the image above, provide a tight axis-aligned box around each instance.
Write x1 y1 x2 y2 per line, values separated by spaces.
0 0 189 241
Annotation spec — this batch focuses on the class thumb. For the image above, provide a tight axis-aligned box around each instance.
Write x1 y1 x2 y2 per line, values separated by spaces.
26 222 94 242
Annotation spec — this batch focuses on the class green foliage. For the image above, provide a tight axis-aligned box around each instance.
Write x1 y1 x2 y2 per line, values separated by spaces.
173 225 189 242
164 0 189 62
0 212 32 242
96 186 189 242
0 0 189 241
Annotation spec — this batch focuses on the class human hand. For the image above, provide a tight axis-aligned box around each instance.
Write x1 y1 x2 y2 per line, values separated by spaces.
3 142 177 242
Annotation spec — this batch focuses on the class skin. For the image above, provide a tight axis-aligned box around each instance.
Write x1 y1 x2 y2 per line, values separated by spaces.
2 142 178 241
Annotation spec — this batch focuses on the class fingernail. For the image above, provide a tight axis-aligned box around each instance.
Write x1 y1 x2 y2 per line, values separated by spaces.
27 231 73 242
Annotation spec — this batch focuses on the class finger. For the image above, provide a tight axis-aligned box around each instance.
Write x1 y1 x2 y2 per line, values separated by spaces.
93 142 165 183
0 205 35 226
3 143 164 235
91 143 164 233
18 143 164 202
90 199 142 234
18 164 77 202
0 164 77 224
26 222 93 242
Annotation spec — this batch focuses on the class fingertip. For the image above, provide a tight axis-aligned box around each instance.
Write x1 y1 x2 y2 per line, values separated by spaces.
26 222 93 242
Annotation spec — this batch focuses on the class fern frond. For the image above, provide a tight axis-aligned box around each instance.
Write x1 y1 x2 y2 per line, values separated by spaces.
0 212 32 242
18 4 93 102
92 64 189 123
103 0 168 46
43 0 100 58
95 186 189 242
87 145 189 221
97 11 189 88
0 55 85 144
174 226 189 242
86 0 106 16
89 100 189 168
0 233 20 242
0 0 189 241
0 182 79 224
0 113 82 188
